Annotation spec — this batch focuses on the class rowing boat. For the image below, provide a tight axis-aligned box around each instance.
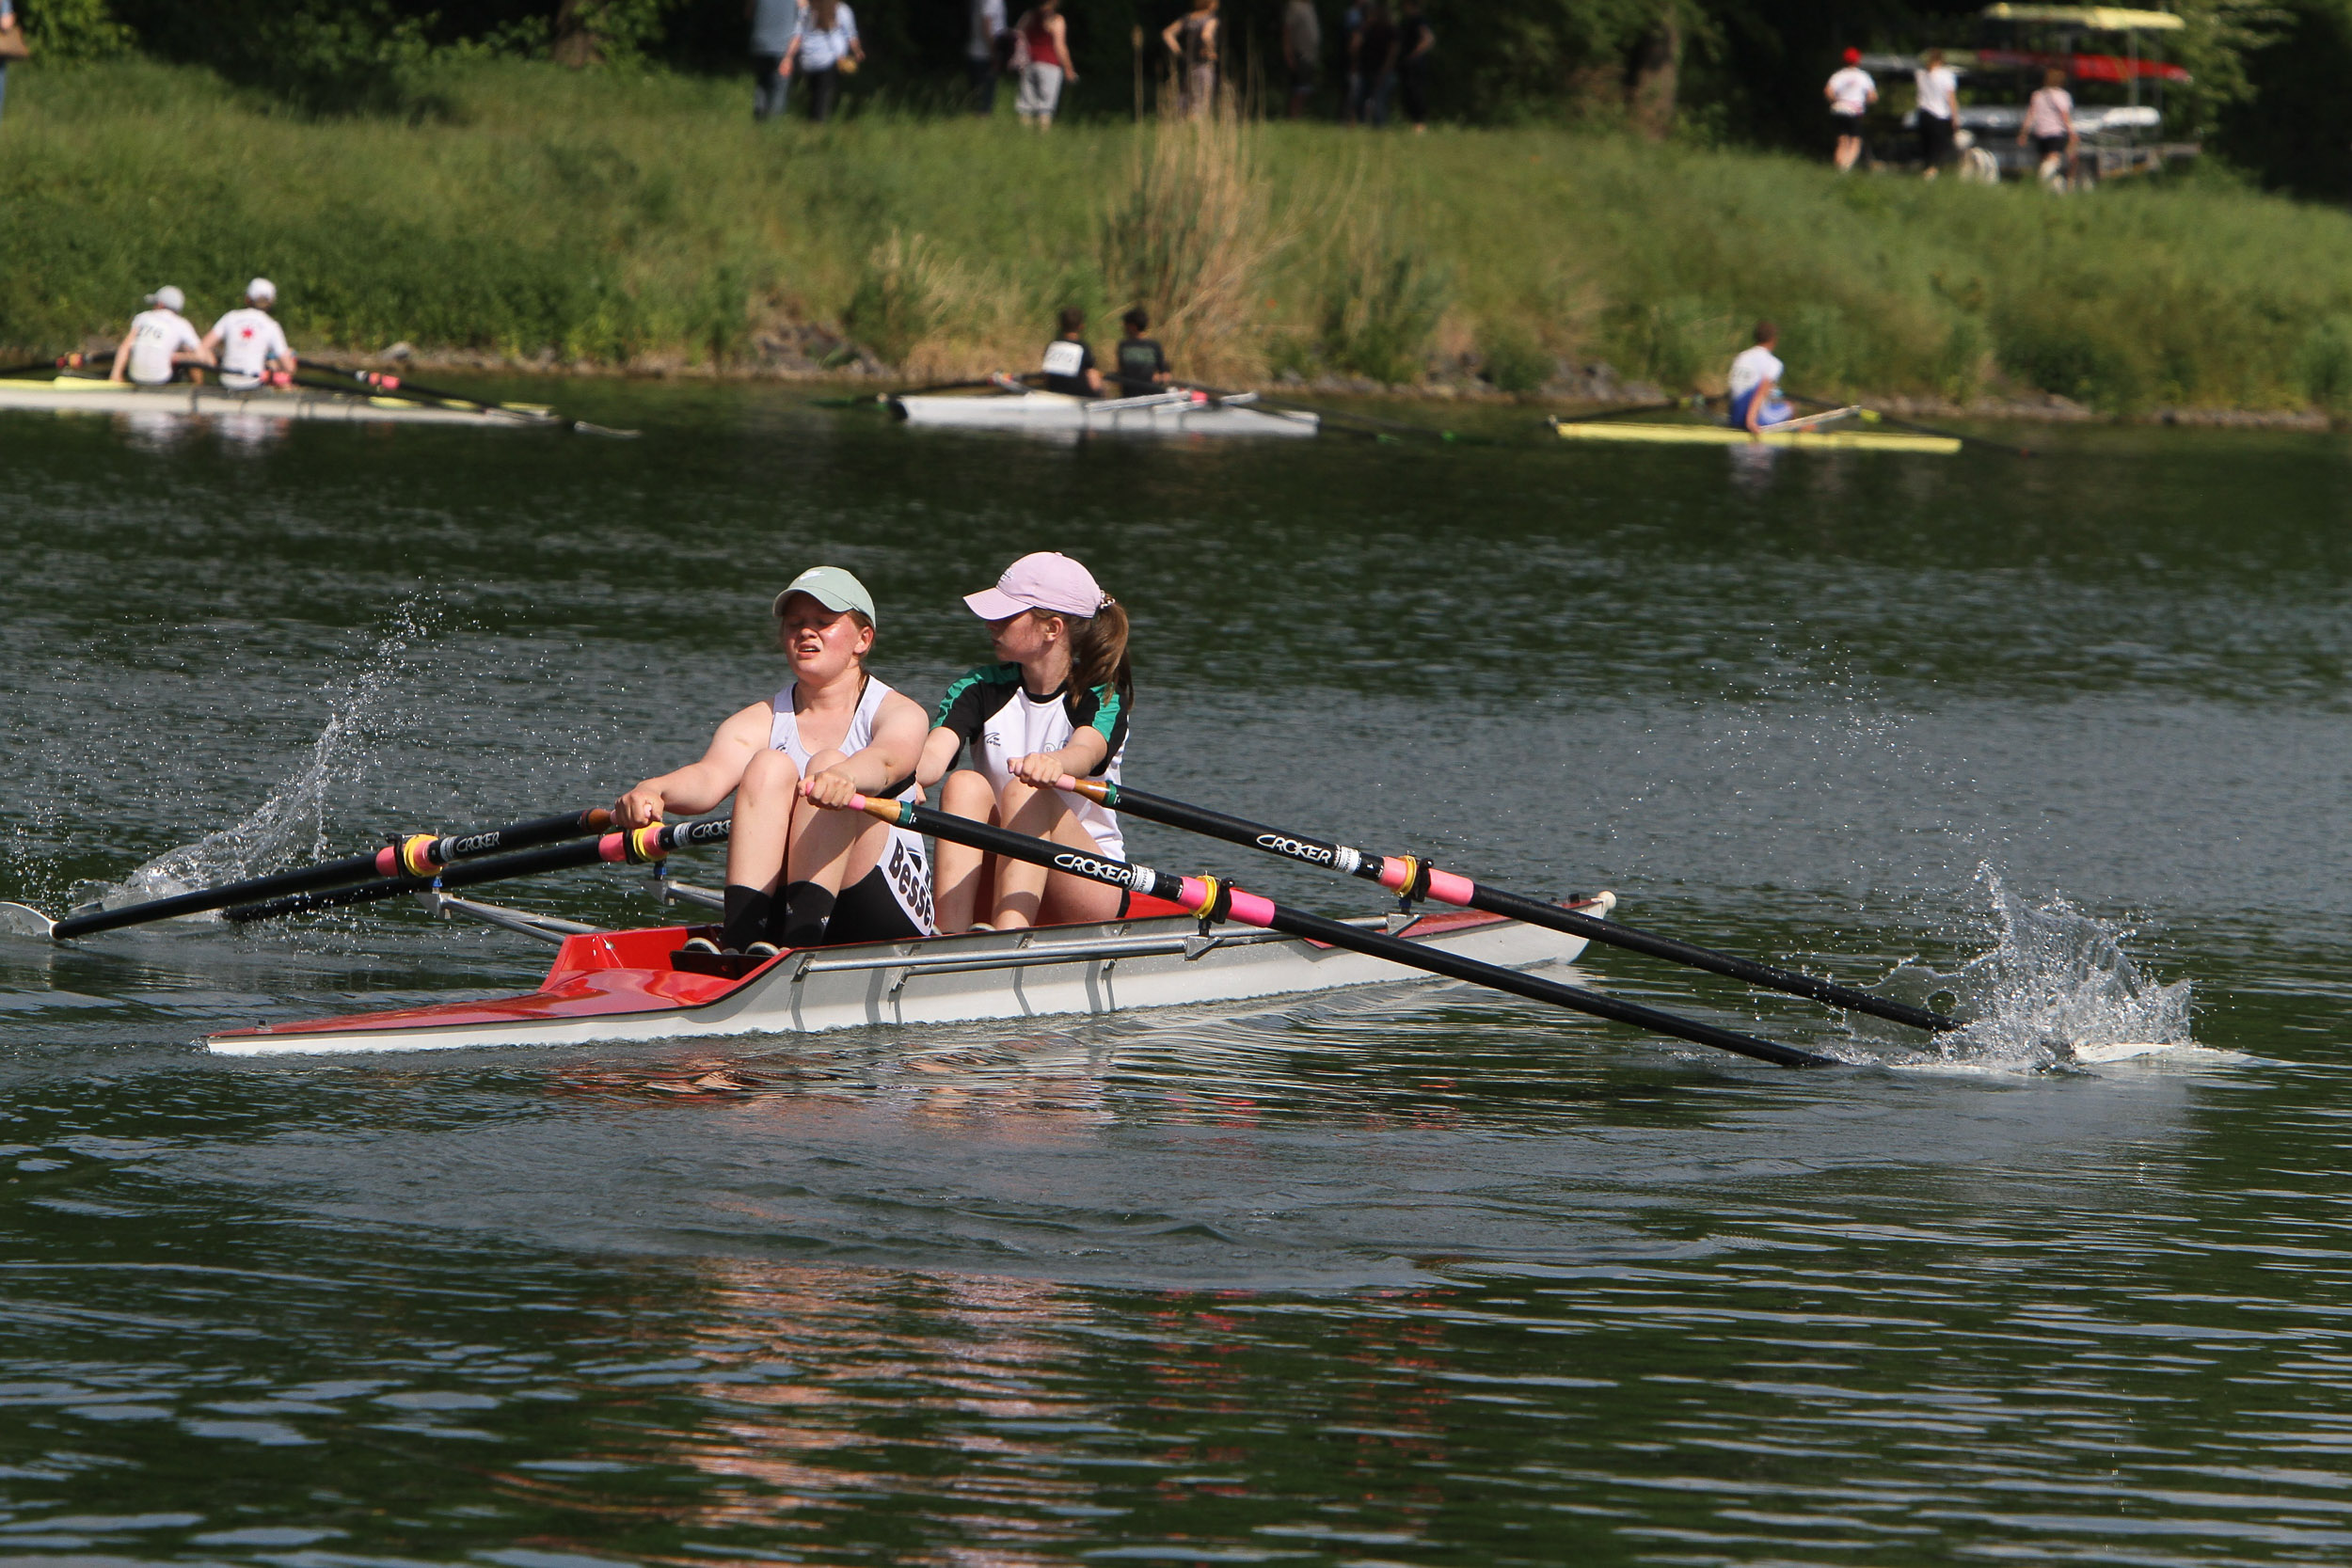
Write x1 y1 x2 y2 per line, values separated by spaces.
1549 417 1962 455
893 388 1319 438
0 376 560 429
204 887 1612 1055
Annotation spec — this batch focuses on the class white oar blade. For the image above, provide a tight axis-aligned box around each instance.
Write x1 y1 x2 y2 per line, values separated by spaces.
0 902 56 940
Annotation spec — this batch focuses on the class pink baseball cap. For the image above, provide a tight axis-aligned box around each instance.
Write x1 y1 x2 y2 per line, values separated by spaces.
963 552 1107 620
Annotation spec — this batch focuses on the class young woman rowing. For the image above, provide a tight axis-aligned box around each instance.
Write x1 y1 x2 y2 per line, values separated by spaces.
614 566 933 954
916 552 1132 931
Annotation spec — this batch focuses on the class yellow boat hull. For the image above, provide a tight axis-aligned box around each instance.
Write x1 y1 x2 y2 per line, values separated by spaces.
1551 418 1962 455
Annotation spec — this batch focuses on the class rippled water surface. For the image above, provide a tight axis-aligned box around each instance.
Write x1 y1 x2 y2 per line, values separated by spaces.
1 387 2348 1564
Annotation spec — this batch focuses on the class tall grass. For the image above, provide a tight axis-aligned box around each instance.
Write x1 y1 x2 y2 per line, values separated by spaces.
8 59 2352 409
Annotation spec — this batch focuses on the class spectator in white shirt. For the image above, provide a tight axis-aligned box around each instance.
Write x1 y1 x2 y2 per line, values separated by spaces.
1914 48 1958 180
1824 47 1876 172
786 0 864 122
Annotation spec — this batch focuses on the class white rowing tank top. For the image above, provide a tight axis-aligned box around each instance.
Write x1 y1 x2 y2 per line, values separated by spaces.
769 676 933 932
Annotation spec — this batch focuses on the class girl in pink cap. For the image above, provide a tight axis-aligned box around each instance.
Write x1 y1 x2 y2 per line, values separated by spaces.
916 551 1133 931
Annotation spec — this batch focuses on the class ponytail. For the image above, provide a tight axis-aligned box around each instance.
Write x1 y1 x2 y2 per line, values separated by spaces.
1064 597 1131 703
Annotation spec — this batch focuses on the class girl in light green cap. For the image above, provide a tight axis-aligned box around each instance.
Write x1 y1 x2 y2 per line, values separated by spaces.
615 566 933 954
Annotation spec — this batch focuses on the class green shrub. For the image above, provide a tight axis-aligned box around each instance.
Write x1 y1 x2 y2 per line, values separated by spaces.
2296 317 2352 411
1478 320 1551 394
1318 230 1449 386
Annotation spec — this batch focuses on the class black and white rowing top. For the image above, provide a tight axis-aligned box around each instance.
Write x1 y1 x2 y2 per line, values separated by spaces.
769 676 933 933
932 664 1130 859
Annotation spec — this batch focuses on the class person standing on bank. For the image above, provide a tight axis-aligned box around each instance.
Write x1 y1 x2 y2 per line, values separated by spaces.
1355 1 1397 128
1013 0 1075 128
1395 0 1433 133
2019 66 2075 188
1825 46 1876 172
1282 0 1321 119
1163 0 1218 118
1113 308 1170 396
967 0 1005 113
0 0 20 128
787 0 864 122
1341 0 1365 123
747 0 802 120
1914 47 1957 179
1040 308 1104 396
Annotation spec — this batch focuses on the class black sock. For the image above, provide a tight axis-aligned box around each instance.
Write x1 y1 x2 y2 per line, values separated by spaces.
775 880 835 949
720 884 772 953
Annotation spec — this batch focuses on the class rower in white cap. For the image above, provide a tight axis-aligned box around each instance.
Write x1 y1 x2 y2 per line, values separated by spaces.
204 278 298 389
109 286 215 388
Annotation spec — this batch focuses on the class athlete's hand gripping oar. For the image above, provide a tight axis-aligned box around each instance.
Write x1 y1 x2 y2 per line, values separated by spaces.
1056 777 1960 1036
1788 391 2032 458
831 794 1833 1069
223 818 732 924
0 807 616 941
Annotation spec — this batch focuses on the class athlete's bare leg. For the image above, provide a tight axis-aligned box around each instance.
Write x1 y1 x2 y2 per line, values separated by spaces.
786 748 891 899
990 778 1124 929
727 747 803 895
930 768 999 932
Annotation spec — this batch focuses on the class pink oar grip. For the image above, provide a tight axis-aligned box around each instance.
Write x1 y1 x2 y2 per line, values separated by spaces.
1376 861 1411 892
374 846 399 876
1226 890 1277 927
1424 868 1475 906
597 832 628 863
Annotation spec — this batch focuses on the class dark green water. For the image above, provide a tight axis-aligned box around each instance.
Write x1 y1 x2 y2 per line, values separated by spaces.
1 387 2348 1564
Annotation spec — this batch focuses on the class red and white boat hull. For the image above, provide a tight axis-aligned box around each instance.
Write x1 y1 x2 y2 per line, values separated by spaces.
207 892 1613 1056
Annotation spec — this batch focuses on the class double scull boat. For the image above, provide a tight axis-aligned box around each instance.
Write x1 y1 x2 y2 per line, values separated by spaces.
0 375 562 429
893 387 1318 437
204 887 1611 1056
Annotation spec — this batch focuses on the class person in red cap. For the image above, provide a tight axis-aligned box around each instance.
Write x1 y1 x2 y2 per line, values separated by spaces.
914 551 1133 932
1824 46 1877 172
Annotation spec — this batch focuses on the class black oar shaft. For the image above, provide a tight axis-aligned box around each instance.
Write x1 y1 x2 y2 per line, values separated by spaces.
848 795 1831 1069
224 817 729 924
1072 780 1956 1034
51 806 613 940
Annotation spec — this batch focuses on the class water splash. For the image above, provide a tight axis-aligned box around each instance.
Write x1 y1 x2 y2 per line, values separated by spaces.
1887 865 2193 1071
83 604 441 912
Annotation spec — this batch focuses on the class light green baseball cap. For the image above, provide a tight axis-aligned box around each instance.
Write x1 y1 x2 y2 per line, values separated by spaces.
772 565 878 626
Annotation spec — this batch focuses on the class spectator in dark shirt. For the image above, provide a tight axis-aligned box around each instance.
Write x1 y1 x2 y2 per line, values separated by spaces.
1282 0 1322 119
1341 0 1365 123
1354 1 1396 128
747 0 803 119
1041 308 1103 396
1113 308 1172 395
1395 0 1432 131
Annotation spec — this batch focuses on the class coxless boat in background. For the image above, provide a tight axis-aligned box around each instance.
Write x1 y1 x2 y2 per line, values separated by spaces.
893 387 1319 437
1549 416 1962 455
0 374 562 429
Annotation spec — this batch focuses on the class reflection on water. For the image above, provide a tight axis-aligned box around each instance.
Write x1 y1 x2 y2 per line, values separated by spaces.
0 388 2344 1563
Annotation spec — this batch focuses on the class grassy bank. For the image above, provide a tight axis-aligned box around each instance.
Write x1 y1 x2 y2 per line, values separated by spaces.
9 60 2352 413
